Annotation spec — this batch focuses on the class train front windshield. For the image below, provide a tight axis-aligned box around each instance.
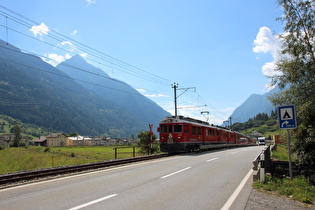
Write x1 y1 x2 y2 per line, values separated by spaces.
160 124 182 133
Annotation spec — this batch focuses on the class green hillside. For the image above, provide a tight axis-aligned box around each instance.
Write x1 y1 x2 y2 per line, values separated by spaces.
0 41 163 138
233 111 286 139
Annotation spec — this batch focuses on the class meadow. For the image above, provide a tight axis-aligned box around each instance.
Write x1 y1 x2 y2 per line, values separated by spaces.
0 146 145 174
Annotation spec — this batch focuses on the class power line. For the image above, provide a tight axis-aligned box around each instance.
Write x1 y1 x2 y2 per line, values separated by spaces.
0 54 143 97
0 6 172 87
0 6 231 121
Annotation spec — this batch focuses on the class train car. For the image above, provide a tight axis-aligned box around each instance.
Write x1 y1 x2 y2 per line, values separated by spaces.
158 115 254 153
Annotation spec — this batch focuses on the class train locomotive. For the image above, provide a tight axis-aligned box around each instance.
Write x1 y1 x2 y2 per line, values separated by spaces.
158 115 255 153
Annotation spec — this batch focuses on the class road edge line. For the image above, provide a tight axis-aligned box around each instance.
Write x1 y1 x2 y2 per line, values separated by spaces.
221 169 253 210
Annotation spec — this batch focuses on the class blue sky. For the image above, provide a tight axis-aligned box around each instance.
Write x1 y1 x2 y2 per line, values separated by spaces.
0 0 284 125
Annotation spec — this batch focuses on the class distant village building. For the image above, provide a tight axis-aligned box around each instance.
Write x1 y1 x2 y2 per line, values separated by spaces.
33 136 47 146
91 136 109 146
0 134 30 147
68 135 92 146
46 133 67 147
3 133 125 148
0 134 15 147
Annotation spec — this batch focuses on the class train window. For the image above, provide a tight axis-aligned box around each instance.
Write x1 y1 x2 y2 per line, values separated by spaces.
160 125 167 133
168 125 173 133
184 125 188 133
174 124 182 133
197 127 201 135
192 126 196 135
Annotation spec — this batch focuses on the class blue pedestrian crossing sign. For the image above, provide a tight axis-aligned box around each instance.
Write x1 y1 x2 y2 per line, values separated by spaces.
278 105 297 129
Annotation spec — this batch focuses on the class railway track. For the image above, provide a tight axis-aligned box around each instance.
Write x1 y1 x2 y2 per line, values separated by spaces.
0 154 169 186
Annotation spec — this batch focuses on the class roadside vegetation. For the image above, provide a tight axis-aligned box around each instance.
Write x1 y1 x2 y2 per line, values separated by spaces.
253 175 315 204
0 146 151 175
251 141 315 204
252 0 315 204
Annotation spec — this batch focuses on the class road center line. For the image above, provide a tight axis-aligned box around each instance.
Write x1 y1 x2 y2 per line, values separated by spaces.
206 157 219 162
221 169 253 210
161 167 191 179
68 194 118 210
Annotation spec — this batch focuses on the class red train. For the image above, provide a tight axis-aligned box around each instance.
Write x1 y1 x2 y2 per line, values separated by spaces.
158 115 255 153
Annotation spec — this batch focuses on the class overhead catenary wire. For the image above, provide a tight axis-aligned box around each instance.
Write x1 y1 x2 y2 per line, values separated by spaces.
0 5 231 122
0 6 172 87
0 55 143 97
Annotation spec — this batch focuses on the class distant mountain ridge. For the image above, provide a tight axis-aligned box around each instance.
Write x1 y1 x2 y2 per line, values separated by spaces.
57 55 170 127
0 40 170 137
229 86 280 123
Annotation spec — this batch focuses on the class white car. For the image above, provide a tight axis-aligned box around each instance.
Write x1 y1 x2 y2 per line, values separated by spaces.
257 140 265 146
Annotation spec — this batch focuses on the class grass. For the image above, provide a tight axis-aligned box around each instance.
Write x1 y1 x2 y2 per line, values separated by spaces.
0 146 146 174
271 144 289 161
253 175 315 204
253 143 315 204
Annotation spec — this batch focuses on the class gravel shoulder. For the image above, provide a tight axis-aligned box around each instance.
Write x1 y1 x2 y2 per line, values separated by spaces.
245 188 315 210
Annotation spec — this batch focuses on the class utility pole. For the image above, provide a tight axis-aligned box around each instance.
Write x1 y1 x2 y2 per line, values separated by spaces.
172 83 178 117
172 83 196 117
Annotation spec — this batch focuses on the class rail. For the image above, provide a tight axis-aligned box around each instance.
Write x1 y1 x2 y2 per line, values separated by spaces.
0 154 169 186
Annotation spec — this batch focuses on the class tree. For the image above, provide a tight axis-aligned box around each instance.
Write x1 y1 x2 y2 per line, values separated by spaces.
12 124 22 147
137 131 159 154
270 0 315 165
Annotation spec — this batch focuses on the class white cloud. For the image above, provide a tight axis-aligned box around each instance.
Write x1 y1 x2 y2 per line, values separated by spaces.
136 89 169 98
80 53 87 57
65 53 72 59
253 27 282 89
86 0 96 5
41 53 65 67
136 89 146 93
30 23 50 38
253 27 281 56
261 61 278 77
71 30 77 36
60 41 77 52
145 93 169 98
61 41 74 46
265 83 276 91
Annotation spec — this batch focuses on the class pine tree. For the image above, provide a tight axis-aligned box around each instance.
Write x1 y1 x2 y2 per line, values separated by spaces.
12 124 22 147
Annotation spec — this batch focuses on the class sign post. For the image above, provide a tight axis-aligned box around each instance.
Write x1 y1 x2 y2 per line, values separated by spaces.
277 105 297 180
149 124 153 155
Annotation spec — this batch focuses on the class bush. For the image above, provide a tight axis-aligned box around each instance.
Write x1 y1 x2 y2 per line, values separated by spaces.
44 147 50 152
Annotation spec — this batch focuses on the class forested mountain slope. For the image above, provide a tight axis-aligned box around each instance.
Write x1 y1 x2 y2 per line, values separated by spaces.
0 40 166 137
57 55 170 127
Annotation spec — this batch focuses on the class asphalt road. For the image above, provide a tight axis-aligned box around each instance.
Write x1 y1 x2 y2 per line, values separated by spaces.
0 146 263 210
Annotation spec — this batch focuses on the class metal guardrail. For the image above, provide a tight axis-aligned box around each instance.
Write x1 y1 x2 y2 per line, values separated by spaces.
253 145 271 182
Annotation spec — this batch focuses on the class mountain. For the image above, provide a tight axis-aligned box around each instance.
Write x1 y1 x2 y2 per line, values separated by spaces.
57 55 170 127
229 86 280 123
0 40 168 137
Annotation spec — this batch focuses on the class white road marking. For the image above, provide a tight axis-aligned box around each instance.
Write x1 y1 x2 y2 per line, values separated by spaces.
161 167 191 179
221 169 253 210
0 156 181 192
231 152 238 155
206 157 219 162
68 194 118 210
